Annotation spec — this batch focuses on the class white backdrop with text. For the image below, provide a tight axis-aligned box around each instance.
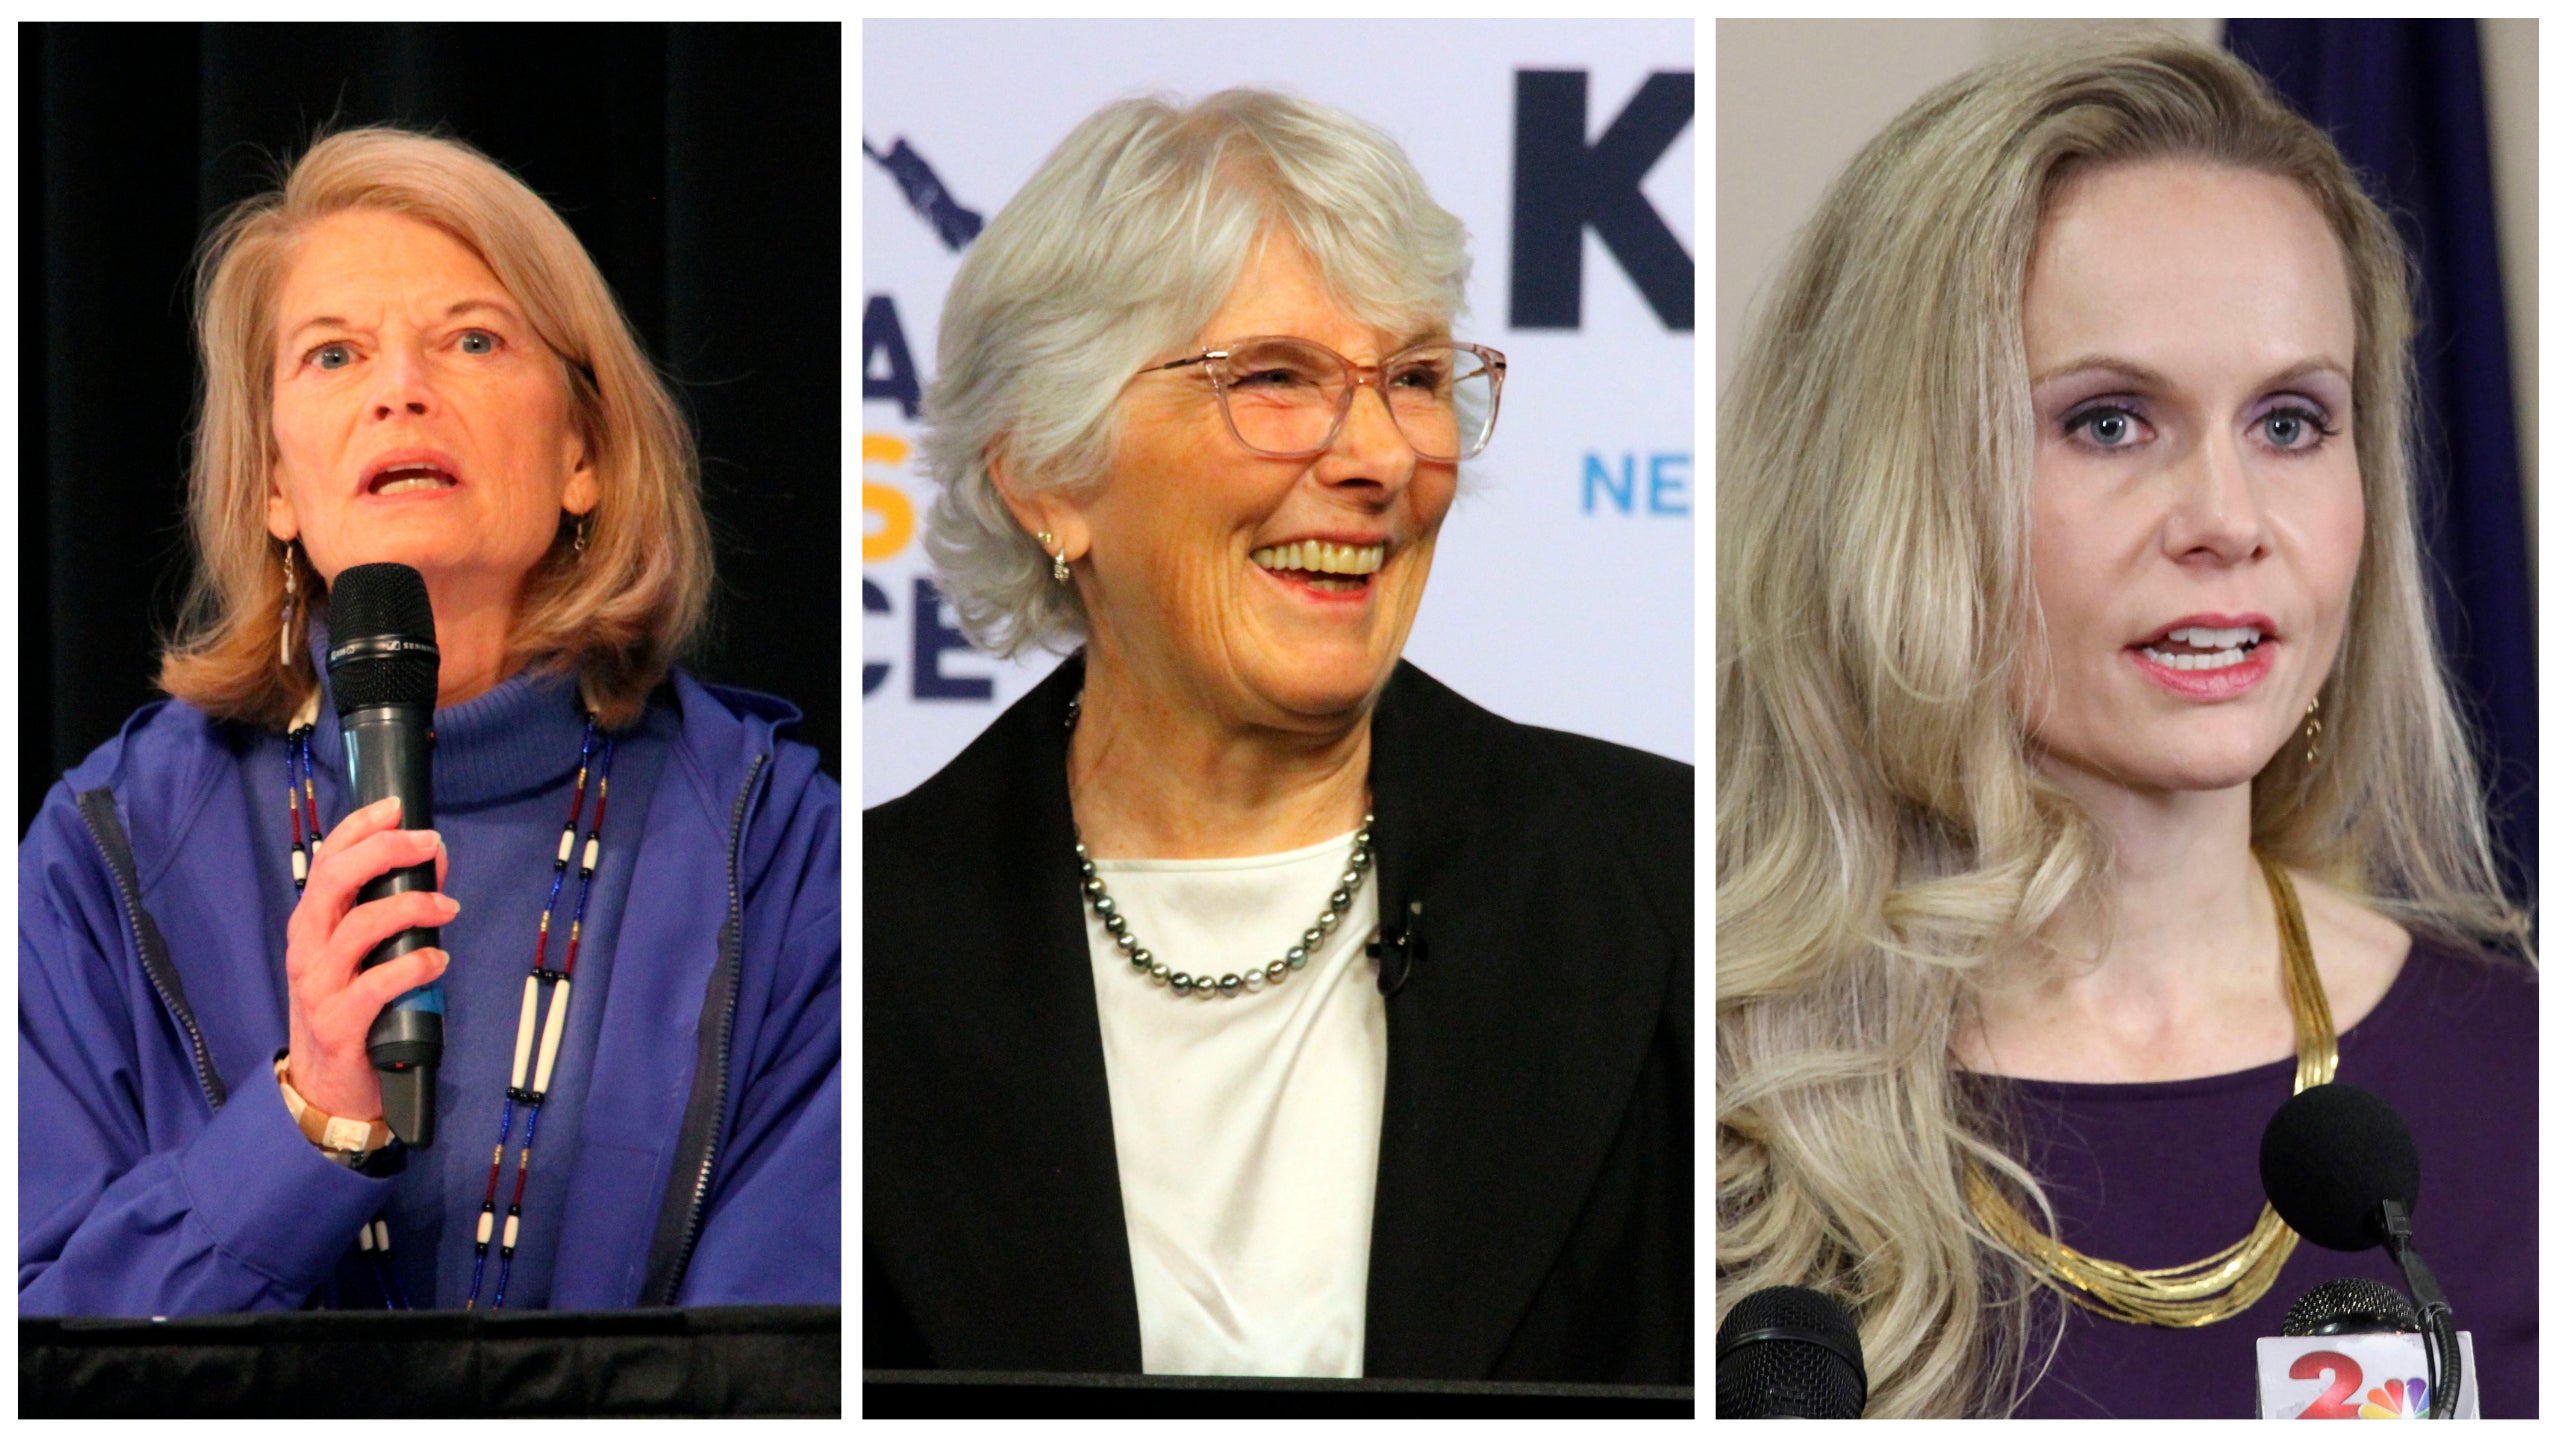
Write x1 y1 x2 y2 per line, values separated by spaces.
863 19 1695 807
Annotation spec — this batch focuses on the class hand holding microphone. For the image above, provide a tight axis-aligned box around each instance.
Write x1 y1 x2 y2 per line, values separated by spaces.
324 562 449 1148
282 797 453 1125
275 561 452 1150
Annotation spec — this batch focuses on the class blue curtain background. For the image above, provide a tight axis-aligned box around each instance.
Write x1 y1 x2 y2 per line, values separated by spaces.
2225 19 2537 922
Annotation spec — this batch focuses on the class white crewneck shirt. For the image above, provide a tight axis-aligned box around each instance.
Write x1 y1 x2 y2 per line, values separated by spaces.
1082 828 1388 1377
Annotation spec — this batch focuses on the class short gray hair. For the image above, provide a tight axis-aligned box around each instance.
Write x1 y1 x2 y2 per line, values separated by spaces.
918 88 1472 657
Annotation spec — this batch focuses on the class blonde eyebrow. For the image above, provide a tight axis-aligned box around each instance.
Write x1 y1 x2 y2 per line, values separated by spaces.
439 298 524 327
2030 354 2171 390
284 298 524 344
2031 353 2351 392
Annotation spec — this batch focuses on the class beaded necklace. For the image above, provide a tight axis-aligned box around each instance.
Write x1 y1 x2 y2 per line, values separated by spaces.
284 693 617 1310
1063 691 1375 1001
1074 825 1374 1000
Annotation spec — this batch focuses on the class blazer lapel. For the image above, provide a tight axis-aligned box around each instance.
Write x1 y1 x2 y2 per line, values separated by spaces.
887 655 1145 1371
1358 665 1676 1379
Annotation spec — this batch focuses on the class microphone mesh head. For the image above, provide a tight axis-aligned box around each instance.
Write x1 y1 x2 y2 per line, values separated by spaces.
2282 1276 2420 1336
2258 1081 2419 1251
326 563 440 714
1716 1285 1866 1419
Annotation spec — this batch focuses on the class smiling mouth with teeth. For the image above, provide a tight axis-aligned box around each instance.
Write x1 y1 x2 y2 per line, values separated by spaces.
1249 540 1384 594
2137 624 2265 672
370 466 458 496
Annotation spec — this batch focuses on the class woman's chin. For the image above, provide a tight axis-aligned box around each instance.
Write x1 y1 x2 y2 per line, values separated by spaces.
2036 733 2288 798
1244 653 1396 727
317 542 541 604
2166 733 2300 792
2106 755 2278 797
316 536 453 584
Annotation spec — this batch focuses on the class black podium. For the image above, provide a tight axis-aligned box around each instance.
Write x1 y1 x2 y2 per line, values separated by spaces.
21 1305 838 1417
864 1368 1693 1417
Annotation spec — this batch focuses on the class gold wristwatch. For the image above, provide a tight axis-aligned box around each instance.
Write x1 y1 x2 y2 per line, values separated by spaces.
275 1055 395 1167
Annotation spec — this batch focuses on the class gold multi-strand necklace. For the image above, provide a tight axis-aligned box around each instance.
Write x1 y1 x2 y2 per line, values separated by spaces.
1968 854 2336 1327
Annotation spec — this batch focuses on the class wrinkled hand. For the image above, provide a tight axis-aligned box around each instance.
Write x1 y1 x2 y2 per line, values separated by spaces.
283 795 455 1122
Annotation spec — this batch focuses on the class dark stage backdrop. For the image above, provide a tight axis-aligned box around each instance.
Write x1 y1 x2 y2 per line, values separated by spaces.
2225 20 2539 920
22 22 842 835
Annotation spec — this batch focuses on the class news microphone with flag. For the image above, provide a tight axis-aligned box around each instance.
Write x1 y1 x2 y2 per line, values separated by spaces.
1716 1284 1867 1418
2259 1082 2460 1419
327 562 444 1149
2260 1276 2460 1418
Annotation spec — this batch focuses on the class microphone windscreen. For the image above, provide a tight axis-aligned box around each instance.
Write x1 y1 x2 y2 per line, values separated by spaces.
326 562 440 713
2282 1276 2421 1336
2258 1082 2420 1252
1715 1284 1866 1419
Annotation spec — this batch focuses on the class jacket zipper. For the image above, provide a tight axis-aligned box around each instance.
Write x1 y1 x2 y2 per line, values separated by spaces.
75 789 227 1112
654 750 766 1303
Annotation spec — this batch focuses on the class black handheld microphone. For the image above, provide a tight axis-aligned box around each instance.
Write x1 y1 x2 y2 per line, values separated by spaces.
1716 1284 1867 1418
327 562 444 1148
2261 1082 2459 1419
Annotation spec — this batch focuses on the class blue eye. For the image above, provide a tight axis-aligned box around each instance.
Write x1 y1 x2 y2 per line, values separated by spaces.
307 342 354 371
459 329 498 355
2261 404 2336 452
2063 402 2146 449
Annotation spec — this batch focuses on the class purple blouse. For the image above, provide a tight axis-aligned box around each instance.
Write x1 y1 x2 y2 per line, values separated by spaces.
1977 937 2537 1418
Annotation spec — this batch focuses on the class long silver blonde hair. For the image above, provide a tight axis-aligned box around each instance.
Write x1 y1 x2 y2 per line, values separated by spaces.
1716 33 2529 1416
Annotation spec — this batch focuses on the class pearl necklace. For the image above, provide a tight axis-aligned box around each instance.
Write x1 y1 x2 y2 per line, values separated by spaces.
1065 690 1373 1001
1074 818 1374 1000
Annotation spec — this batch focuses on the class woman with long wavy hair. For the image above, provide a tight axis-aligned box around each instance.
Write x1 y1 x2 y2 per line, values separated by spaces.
1717 35 2533 1417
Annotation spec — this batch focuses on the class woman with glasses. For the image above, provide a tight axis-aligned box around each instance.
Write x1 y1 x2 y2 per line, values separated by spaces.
865 89 1690 1384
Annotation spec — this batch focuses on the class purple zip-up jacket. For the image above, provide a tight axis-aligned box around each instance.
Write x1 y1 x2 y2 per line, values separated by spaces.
19 671 839 1314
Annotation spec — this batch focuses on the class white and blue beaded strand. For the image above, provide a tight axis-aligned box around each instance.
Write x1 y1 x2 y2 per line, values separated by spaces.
286 719 321 892
467 718 615 1310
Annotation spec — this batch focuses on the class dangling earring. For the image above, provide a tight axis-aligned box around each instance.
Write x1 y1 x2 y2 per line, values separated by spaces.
2302 695 2323 767
278 540 300 668
573 513 591 557
1037 530 1069 584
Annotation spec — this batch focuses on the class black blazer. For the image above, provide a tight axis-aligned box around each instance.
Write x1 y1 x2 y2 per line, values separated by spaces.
864 655 1692 1382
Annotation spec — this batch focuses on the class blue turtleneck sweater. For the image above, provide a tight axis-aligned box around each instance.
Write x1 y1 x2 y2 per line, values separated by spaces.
288 618 671 1308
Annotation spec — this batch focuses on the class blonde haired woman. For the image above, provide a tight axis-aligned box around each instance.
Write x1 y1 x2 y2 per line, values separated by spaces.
22 127 839 1314
1718 36 2533 1417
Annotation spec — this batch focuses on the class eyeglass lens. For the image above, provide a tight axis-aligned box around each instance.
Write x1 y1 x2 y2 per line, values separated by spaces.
1215 339 1497 460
